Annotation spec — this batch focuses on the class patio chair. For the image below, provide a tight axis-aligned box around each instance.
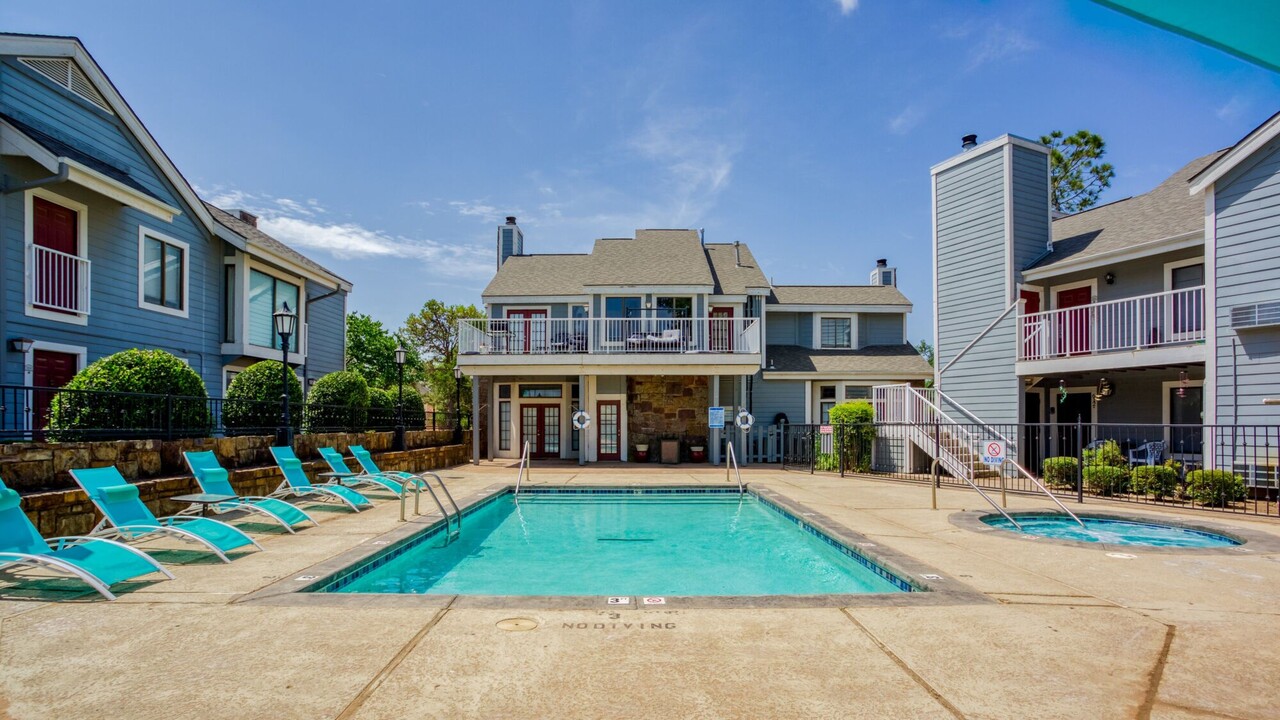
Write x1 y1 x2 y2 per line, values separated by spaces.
1128 441 1166 467
347 445 428 490
646 327 684 351
268 447 373 512
182 451 316 533
0 479 172 600
316 447 409 495
69 467 260 564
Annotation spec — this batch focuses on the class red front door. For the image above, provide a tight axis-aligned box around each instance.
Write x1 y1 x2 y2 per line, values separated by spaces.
33 197 80 314
709 307 734 352
1019 290 1042 359
1055 287 1092 355
32 349 78 432
506 309 547 353
521 404 561 459
597 401 620 461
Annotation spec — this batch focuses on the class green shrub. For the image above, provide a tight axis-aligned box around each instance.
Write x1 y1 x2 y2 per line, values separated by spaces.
47 349 210 440
1184 470 1246 507
1041 457 1079 490
827 400 876 472
1083 465 1129 496
222 361 302 436
303 371 369 433
1131 465 1179 499
367 387 396 429
1083 439 1127 468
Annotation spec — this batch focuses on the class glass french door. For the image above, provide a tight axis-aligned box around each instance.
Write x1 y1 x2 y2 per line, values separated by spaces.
597 401 620 461
520 404 560 458
506 309 547 353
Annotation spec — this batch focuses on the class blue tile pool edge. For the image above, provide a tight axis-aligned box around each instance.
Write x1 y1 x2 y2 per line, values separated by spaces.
980 512 1243 545
306 485 920 595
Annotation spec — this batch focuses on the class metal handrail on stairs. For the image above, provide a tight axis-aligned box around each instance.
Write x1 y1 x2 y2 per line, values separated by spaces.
514 441 531 494
726 441 744 494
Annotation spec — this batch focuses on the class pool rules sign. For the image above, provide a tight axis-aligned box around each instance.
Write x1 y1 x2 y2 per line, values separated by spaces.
981 441 1006 467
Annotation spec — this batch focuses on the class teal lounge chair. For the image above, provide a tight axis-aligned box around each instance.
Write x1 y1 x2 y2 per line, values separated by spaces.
69 467 261 563
269 447 372 512
348 445 428 489
0 480 172 600
182 451 317 533
316 447 416 495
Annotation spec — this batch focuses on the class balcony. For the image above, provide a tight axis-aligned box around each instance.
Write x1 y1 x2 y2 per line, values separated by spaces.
1017 287 1204 370
457 317 763 374
28 244 91 316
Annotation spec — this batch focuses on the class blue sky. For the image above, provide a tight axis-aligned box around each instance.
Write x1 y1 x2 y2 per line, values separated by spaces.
4 0 1279 341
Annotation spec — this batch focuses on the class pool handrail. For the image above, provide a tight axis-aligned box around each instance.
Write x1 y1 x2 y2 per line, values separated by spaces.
514 441 531 494
1006 458 1085 528
726 441 744 494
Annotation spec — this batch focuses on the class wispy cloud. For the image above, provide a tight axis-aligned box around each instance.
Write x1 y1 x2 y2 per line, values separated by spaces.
834 0 858 16
888 105 925 135
1216 95 1249 122
629 111 742 226
197 185 491 278
945 22 1037 71
448 200 504 221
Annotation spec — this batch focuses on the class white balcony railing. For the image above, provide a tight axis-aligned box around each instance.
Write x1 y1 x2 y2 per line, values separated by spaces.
458 317 762 357
28 244 91 315
1018 287 1204 362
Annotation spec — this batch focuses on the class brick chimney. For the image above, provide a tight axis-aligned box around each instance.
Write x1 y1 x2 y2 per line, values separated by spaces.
236 210 258 228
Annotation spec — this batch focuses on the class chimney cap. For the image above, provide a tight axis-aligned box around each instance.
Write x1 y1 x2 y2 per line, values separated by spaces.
876 258 887 267
505 216 517 225
961 134 978 150
236 210 258 228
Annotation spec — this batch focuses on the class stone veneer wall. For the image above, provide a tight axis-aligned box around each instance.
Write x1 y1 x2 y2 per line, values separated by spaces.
626 376 710 459
17 438 471 537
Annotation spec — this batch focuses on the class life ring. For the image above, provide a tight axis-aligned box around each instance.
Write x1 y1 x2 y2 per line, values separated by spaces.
572 410 592 430
735 411 754 431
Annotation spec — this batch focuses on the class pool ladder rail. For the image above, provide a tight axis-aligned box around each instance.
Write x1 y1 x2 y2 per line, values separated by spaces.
514 440 531 494
726 442 745 495
399 472 462 540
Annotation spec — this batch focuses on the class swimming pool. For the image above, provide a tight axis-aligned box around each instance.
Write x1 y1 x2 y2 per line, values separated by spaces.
313 488 913 596
982 514 1241 548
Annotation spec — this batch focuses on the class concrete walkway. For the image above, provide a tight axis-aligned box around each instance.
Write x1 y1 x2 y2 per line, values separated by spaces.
2 463 1278 719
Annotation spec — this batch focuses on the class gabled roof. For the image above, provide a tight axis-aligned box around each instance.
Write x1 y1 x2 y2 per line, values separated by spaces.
205 203 351 291
1026 149 1225 272
0 111 161 202
767 285 912 307
0 34 217 235
704 243 770 295
482 254 594 297
585 230 714 286
1189 110 1280 194
764 344 932 376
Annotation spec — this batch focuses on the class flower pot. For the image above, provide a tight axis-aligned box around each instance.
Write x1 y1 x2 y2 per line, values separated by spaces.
636 444 649 462
690 445 705 463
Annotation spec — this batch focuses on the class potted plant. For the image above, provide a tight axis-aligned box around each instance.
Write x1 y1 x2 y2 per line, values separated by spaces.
688 436 706 463
635 442 650 462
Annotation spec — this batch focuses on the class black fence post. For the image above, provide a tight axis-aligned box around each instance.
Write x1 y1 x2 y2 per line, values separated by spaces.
810 427 816 475
1076 416 1085 504
165 393 174 441
838 423 845 478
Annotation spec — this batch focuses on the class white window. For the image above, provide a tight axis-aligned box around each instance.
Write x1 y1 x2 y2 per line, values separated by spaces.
138 228 188 316
820 317 852 349
248 268 301 351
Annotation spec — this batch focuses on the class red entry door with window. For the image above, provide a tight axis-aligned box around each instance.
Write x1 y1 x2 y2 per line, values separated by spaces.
596 401 620 461
1055 287 1092 355
1019 290 1042 359
709 307 734 352
33 197 80 314
506 309 547 353
521 404 561 459
31 349 78 432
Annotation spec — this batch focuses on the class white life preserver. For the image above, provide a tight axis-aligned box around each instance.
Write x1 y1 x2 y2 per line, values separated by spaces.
572 410 592 430
735 411 755 431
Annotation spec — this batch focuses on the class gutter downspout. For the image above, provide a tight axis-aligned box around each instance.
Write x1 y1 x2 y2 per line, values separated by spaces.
1 162 70 196
300 285 343 397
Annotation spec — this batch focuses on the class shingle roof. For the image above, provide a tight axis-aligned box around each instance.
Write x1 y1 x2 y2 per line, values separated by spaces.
765 344 933 375
1027 149 1227 271
704 243 770 294
767 285 912 306
204 203 350 287
584 230 714 286
482 254 594 296
0 111 163 202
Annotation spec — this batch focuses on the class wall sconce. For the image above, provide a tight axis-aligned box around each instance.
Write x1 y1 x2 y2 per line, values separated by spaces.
1104 272 1115 285
8 338 34 353
1094 377 1114 401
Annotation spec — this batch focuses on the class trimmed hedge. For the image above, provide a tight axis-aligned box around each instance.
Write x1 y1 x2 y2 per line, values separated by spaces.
303 371 369 433
223 361 303 435
48 349 210 440
828 400 876 472
1185 470 1246 507
1083 465 1129 496
1042 457 1079 490
1131 465 1179 499
367 387 396 429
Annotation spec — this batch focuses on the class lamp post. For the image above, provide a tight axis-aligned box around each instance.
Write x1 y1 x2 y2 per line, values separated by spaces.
273 301 297 448
453 365 463 443
393 344 407 451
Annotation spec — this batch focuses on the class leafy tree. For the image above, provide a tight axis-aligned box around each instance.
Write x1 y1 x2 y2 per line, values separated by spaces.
915 340 934 366
345 312 423 389
1040 130 1116 214
401 299 484 419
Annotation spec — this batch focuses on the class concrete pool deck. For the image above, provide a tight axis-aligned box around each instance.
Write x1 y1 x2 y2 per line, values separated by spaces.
2 463 1278 719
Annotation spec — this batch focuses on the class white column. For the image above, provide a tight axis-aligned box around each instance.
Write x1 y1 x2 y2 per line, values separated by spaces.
471 378 480 465
579 373 587 466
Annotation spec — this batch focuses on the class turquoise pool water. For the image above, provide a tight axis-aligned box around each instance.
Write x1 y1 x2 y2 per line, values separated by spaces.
320 490 910 596
983 514 1240 547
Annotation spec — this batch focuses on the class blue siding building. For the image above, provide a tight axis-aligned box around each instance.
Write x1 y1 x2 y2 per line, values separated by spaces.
0 34 350 427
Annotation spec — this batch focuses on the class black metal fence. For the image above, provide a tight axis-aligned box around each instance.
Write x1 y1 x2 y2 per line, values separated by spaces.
781 420 1280 517
0 383 465 442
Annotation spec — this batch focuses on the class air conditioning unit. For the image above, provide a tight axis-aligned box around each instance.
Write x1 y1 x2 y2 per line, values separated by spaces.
1230 301 1280 330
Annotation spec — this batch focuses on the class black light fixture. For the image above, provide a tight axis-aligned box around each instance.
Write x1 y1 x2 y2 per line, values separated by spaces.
453 364 464 442
1177 370 1189 398
273 301 297 447
393 343 407 451
1105 272 1115 285
8 338 34 354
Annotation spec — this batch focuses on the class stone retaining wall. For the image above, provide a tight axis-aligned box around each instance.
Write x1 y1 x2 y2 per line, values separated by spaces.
0 429 457 493
626 376 710 460
17 440 471 537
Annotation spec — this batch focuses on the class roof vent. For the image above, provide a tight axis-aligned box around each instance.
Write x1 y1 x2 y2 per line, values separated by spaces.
961 134 978 150
734 240 742 267
1231 301 1280 330
19 58 113 115
236 210 259 228
505 216 517 225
